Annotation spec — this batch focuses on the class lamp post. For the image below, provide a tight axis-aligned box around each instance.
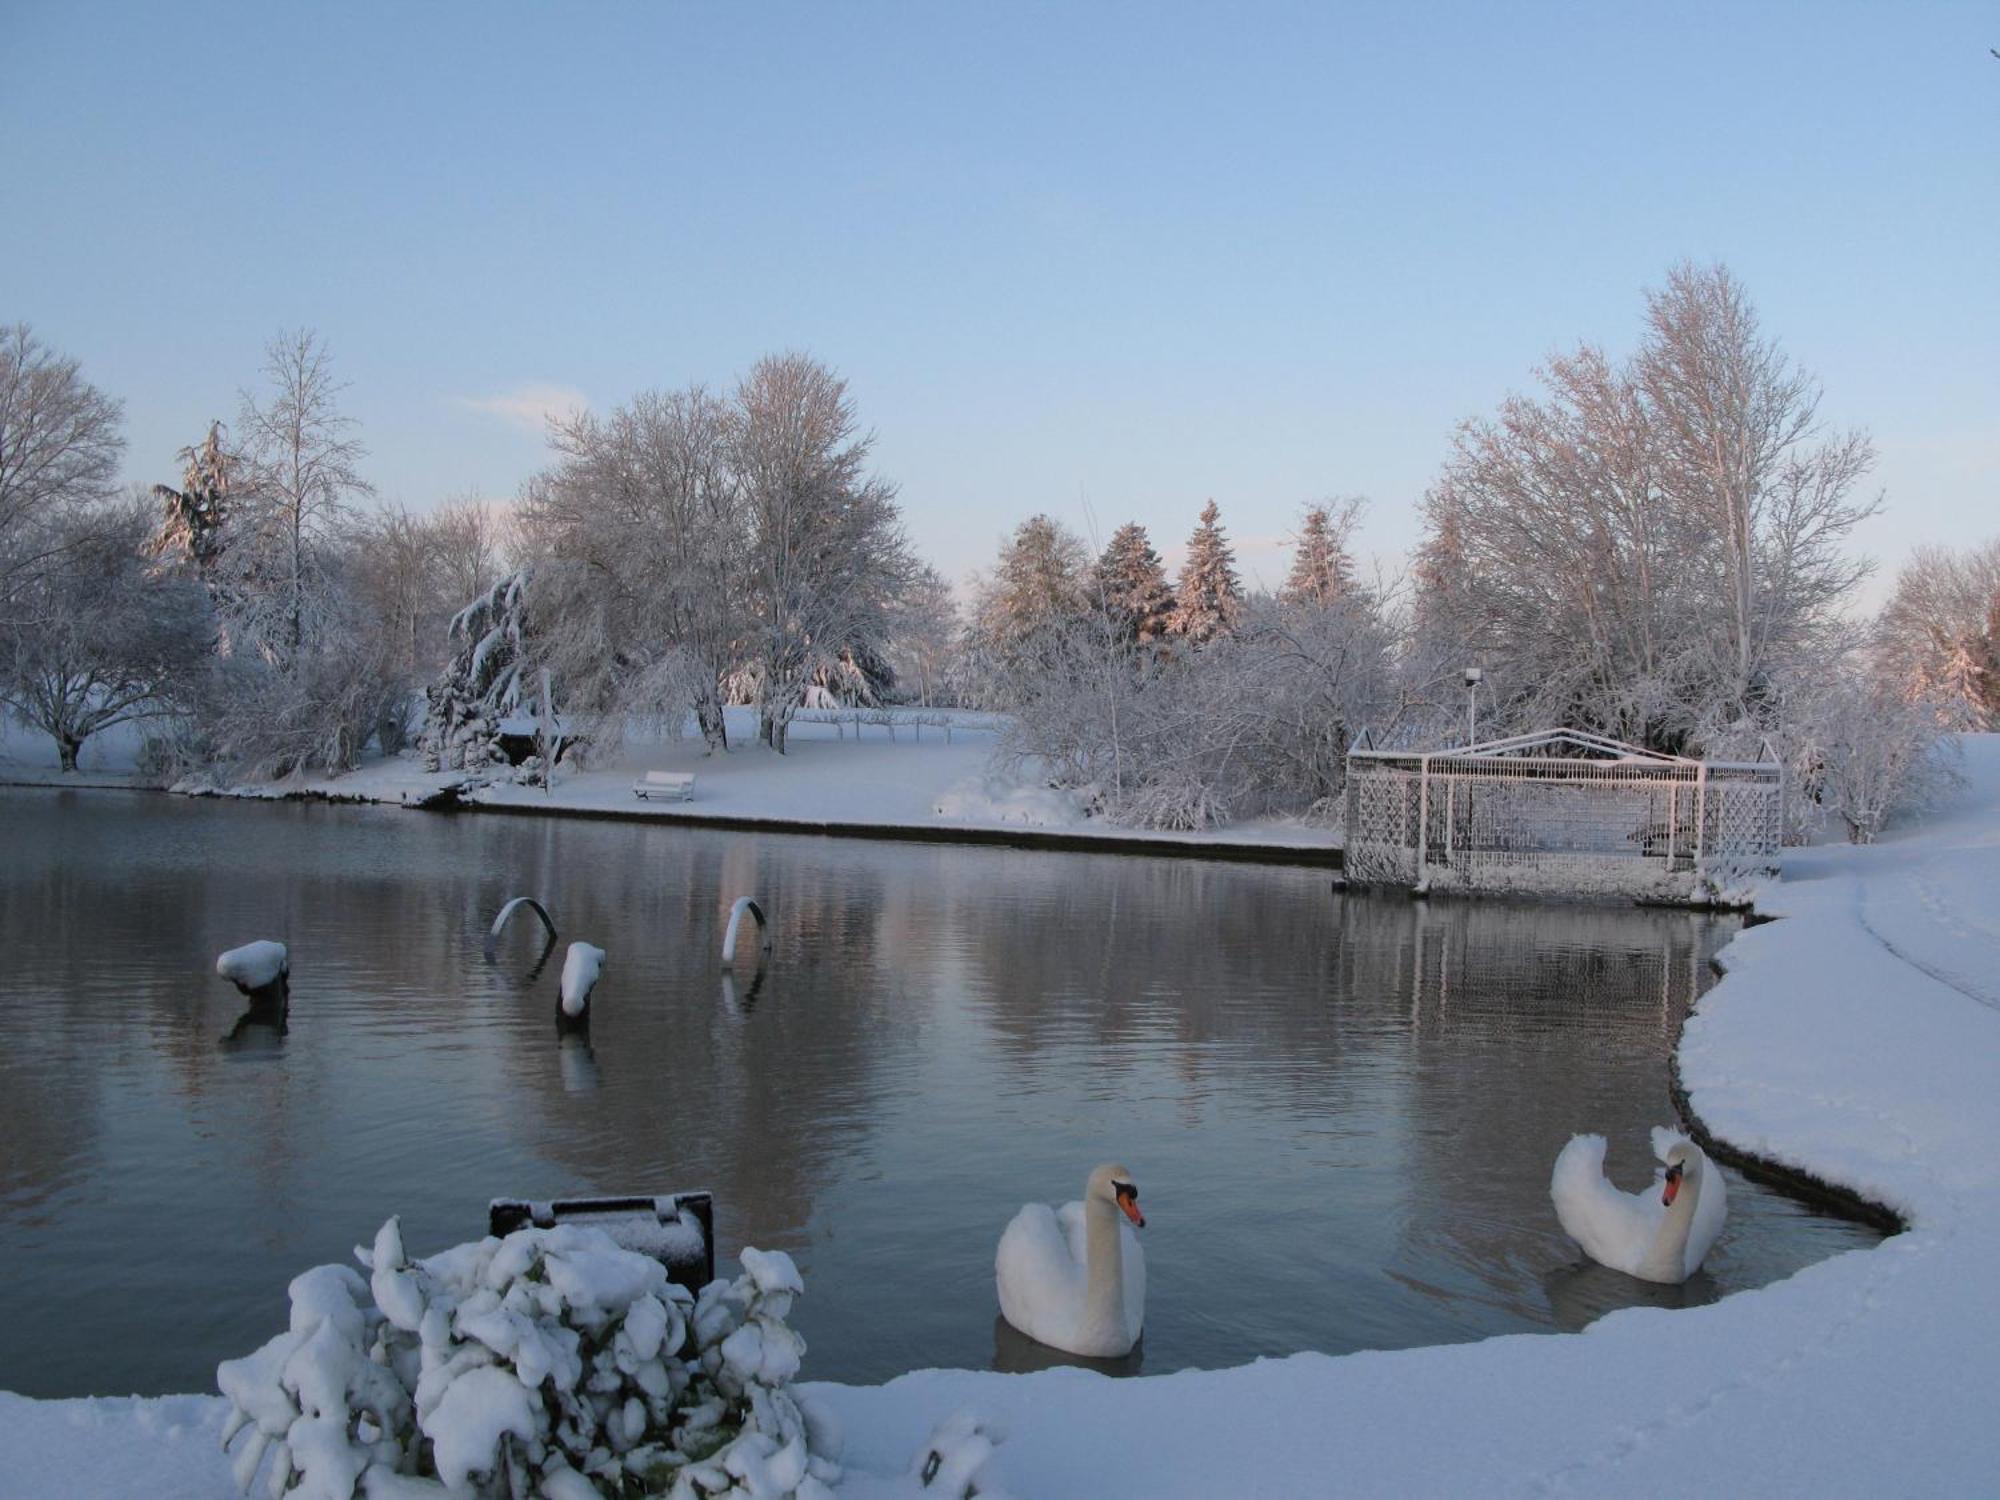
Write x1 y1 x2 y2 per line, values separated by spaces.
1463 667 1482 746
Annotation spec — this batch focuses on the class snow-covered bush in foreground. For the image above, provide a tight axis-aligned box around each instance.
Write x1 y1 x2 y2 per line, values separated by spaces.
217 1218 840 1500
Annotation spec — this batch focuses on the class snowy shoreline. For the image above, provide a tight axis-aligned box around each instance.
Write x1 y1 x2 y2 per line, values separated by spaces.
5 738 1998 1496
0 708 1346 869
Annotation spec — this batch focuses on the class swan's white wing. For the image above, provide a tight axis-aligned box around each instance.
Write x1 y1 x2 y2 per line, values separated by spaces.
1682 1147 1729 1276
1119 1219 1146 1339
1551 1133 1661 1278
997 1202 1083 1347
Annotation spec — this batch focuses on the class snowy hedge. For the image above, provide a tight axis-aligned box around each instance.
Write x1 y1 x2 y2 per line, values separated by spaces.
217 1218 841 1500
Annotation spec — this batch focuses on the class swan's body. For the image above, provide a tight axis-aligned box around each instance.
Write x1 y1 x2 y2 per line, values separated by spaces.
996 1163 1146 1357
216 941 289 1004
1551 1127 1727 1284
558 942 605 1025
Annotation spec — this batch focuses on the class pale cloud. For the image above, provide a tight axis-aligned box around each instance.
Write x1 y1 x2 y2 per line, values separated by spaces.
453 382 588 435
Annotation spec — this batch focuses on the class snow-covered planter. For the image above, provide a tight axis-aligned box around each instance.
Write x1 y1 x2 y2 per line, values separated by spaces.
218 1218 840 1499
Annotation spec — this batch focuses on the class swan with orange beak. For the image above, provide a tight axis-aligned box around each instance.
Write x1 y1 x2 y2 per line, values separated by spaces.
996 1163 1148 1357
1551 1127 1728 1284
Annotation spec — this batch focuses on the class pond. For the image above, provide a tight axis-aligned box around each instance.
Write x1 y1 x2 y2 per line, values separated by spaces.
0 788 1879 1398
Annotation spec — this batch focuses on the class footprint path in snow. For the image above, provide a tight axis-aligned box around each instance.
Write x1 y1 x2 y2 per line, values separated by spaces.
1523 871 1974 1497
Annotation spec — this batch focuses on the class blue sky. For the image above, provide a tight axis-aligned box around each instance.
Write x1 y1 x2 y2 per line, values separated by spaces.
4 1 1994 599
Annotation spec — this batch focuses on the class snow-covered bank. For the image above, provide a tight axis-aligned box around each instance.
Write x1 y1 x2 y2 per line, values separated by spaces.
0 708 1342 864
5 741 1997 1496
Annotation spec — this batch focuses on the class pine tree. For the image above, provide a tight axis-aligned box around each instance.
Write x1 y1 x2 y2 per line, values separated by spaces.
1282 503 1355 608
1091 522 1175 644
981 514 1088 644
150 421 233 573
1169 499 1241 643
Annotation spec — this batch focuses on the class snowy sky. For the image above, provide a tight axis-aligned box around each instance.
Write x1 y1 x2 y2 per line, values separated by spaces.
3 1 1994 601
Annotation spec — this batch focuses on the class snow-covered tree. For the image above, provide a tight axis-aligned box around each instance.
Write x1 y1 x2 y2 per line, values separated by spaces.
522 386 746 752
1640 263 1879 726
978 514 1090 645
230 329 375 667
1876 539 2000 728
733 354 915 752
1792 665 1957 845
218 1219 842 1500
1415 264 1877 753
1 496 211 770
0 323 125 614
1281 498 1361 608
881 563 963 706
1091 522 1174 645
1168 499 1241 644
149 421 233 575
418 567 535 772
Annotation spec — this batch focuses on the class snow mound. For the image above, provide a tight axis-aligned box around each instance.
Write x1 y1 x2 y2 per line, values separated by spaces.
931 777 1090 828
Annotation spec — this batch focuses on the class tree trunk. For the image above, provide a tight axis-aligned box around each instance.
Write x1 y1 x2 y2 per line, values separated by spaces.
58 732 82 773
695 686 728 754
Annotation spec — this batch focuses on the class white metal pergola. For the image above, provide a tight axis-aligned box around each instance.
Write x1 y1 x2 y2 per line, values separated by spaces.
1343 728 1783 902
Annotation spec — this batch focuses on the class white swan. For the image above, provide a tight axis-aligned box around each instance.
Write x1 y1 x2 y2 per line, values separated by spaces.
1551 1127 1728 1284
995 1163 1146 1357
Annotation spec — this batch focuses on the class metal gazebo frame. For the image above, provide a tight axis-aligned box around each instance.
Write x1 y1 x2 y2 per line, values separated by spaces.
1343 728 1783 902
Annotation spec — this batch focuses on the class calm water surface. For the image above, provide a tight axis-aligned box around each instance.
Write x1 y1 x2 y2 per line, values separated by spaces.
0 788 1878 1397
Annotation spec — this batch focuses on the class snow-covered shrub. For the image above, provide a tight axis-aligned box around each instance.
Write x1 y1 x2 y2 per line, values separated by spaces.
218 1219 839 1500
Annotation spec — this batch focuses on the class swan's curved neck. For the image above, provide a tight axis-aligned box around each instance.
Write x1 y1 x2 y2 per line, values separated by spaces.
1639 1159 1702 1281
1082 1196 1127 1332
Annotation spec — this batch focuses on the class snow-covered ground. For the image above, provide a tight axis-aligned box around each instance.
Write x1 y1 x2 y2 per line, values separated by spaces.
0 708 1340 857
6 739 1998 1496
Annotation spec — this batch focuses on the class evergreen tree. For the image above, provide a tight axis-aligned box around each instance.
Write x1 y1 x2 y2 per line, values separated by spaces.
981 514 1088 644
1169 499 1241 643
150 421 233 573
1282 502 1356 608
1091 522 1174 644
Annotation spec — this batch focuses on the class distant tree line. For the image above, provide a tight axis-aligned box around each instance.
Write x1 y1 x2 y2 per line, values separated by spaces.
1 264 1982 839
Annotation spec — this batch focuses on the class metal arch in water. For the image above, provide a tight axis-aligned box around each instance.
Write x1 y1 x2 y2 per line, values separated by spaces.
486 895 558 962
720 897 771 969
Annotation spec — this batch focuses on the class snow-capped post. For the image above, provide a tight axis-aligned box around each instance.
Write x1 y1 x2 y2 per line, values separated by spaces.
215 941 289 1006
721 897 771 969
558 941 605 1027
539 665 559 795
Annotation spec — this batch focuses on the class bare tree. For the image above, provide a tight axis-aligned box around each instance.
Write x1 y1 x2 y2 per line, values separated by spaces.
882 562 963 706
234 329 374 664
733 353 913 751
521 386 745 751
1 497 211 770
1416 264 1878 752
0 324 125 612
1876 539 2000 727
429 493 507 612
1638 263 1879 723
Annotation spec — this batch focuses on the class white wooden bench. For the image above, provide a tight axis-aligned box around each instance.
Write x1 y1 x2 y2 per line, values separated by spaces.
633 770 696 802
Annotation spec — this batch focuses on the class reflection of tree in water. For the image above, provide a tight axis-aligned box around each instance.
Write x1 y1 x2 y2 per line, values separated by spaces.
488 824 916 1261
1392 899 1723 1327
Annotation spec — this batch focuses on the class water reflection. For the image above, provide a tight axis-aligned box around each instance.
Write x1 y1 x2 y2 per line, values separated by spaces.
0 789 1881 1400
557 1032 601 1094
220 998 289 1054
1541 1261 1715 1332
991 1314 1144 1377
